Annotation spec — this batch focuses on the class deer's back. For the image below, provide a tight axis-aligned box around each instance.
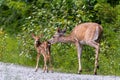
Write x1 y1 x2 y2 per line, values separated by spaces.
38 41 50 54
71 22 103 43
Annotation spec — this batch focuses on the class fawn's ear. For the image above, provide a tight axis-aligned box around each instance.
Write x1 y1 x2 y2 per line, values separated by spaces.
31 33 36 39
62 27 66 33
57 27 61 33
39 34 43 38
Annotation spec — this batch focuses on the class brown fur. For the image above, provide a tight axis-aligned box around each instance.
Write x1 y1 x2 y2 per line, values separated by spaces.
32 34 52 73
49 22 103 75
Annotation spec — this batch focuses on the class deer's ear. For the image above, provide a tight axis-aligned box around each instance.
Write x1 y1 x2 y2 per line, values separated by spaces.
62 27 66 33
57 27 61 32
39 34 43 38
31 33 35 39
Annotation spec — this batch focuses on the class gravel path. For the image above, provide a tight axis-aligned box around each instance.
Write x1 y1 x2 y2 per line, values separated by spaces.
0 62 120 80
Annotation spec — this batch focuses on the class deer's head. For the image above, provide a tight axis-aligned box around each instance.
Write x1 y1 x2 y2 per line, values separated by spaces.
48 27 66 44
32 33 43 45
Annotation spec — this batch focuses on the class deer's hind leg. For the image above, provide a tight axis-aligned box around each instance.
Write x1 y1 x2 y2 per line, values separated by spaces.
43 55 48 73
86 40 99 75
76 42 83 74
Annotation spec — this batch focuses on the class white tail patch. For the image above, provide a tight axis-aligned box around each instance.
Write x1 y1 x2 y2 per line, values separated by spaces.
93 26 99 41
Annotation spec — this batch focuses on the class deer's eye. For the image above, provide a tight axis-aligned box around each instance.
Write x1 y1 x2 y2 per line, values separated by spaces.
52 36 55 38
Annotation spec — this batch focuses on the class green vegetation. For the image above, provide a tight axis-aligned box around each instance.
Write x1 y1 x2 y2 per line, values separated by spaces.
0 0 120 75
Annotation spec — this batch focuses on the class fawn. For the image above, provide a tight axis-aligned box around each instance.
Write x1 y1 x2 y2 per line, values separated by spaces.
32 33 52 73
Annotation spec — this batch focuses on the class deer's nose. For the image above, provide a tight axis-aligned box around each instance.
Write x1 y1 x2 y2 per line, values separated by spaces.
36 40 39 43
48 39 53 44
36 40 39 42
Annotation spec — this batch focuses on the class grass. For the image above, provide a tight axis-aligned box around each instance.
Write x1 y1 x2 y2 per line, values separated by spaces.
0 34 120 76
0 34 35 67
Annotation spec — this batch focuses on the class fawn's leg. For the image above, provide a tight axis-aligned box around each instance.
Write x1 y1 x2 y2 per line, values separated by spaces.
43 55 48 73
35 53 40 72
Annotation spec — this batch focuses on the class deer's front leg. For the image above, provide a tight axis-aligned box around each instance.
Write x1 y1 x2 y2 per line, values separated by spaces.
48 54 53 73
35 53 40 72
43 55 48 73
47 47 53 73
76 42 82 74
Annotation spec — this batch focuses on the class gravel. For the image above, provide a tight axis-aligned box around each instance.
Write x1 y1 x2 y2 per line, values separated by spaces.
0 62 120 80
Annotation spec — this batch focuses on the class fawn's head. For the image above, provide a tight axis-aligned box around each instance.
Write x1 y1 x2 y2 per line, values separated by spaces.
48 27 66 44
32 33 43 45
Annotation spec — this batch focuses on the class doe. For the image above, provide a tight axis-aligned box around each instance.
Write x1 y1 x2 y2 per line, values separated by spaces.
48 22 103 75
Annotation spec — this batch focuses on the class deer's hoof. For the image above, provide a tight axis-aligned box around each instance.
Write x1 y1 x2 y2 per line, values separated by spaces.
94 72 97 75
42 69 49 73
42 70 45 73
35 69 38 72
51 70 54 73
46 69 49 73
78 70 82 74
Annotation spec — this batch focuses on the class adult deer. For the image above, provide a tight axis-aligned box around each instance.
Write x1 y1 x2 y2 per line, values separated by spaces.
32 33 52 73
48 22 103 75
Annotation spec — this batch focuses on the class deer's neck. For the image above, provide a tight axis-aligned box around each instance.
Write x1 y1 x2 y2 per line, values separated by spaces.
58 34 75 43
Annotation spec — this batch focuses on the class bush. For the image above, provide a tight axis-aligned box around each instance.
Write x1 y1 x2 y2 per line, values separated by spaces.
0 0 120 75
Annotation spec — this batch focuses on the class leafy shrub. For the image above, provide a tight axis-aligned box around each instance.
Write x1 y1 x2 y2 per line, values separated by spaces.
0 0 120 75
